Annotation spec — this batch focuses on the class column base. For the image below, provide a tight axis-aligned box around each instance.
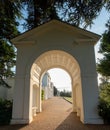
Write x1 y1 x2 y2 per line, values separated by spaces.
73 106 77 112
80 117 103 124
11 118 33 125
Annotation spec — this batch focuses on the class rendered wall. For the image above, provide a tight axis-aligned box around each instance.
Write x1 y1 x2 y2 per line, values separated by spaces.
10 20 102 124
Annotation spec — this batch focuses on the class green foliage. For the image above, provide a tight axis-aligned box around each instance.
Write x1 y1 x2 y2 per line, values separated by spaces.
0 40 16 77
98 83 110 123
0 0 22 87
0 99 12 125
0 40 16 88
41 89 44 100
99 83 110 103
0 0 22 39
105 0 110 12
60 90 71 97
99 31 110 54
54 86 59 96
97 6 110 123
22 0 106 29
98 99 110 123
97 54 110 76
97 21 110 77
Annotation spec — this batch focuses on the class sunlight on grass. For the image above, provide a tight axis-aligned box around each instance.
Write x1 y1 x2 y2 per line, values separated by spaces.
64 97 72 103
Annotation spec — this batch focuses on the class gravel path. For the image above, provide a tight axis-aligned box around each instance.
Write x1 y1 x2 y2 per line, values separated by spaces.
0 97 110 130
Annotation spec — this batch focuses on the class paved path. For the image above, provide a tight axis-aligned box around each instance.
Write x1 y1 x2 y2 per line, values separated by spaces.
0 97 110 130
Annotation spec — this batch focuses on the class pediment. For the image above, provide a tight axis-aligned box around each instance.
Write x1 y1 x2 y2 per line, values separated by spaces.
11 20 101 47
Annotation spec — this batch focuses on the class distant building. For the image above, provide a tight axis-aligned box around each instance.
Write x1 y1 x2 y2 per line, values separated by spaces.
42 72 54 100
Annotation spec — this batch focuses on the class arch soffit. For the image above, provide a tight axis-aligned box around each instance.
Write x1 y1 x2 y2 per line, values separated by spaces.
31 50 81 82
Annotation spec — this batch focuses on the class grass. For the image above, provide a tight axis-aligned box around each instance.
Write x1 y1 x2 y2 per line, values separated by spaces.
63 97 72 103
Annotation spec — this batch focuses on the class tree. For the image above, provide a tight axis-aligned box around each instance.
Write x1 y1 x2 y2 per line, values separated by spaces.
97 21 110 77
0 40 16 88
60 89 71 97
54 86 58 96
98 80 110 123
97 6 110 122
22 0 106 30
0 0 109 89
0 0 22 87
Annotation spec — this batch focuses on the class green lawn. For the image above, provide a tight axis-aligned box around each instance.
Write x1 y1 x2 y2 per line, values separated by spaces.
64 97 72 103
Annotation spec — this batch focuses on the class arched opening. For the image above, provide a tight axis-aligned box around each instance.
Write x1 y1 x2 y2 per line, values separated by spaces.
40 68 72 100
30 50 84 122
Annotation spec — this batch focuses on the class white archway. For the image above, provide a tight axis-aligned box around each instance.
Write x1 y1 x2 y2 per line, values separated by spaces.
30 50 84 123
11 20 102 124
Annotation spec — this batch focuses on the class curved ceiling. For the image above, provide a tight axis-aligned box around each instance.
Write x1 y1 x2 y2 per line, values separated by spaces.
34 50 81 84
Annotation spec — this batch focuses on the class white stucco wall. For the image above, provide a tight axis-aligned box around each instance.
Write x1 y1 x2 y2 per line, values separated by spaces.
10 20 102 124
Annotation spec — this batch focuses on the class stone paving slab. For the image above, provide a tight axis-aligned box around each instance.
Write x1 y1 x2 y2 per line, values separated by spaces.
0 97 110 130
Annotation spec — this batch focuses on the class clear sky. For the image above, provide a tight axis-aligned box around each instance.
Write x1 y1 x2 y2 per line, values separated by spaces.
48 8 109 91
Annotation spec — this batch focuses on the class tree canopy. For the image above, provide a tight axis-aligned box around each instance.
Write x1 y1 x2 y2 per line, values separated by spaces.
97 2 110 122
0 0 22 87
97 22 110 78
23 0 107 29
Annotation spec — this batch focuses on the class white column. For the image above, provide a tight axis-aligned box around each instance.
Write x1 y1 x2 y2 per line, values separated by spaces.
72 86 77 112
11 75 25 124
36 87 39 112
37 84 42 112
81 74 103 124
11 73 32 124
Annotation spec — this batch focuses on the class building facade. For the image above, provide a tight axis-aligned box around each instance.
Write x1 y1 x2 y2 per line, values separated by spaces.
42 72 54 100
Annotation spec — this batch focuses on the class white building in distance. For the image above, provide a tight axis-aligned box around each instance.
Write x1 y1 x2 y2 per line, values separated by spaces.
42 72 54 100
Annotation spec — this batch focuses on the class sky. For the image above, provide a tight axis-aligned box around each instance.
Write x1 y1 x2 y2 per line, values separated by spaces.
48 68 71 91
87 8 109 62
48 8 109 92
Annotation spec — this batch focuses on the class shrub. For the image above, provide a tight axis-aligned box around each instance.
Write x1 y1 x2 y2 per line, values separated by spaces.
41 89 44 100
98 83 110 124
0 99 12 125
60 90 71 97
98 99 110 124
